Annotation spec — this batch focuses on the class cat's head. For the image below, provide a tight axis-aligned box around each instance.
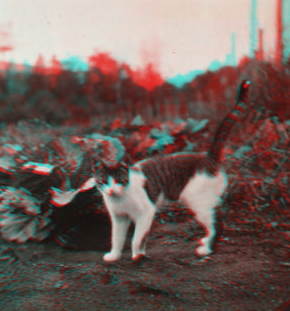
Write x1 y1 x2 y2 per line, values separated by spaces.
93 156 131 198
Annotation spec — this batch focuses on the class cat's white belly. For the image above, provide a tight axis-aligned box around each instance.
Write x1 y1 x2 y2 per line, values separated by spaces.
179 169 228 211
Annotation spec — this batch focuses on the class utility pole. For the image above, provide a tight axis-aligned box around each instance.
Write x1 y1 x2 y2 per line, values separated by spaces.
275 0 283 65
250 0 258 59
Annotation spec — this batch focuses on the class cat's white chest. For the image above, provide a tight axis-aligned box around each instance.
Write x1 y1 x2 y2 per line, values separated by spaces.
102 170 153 221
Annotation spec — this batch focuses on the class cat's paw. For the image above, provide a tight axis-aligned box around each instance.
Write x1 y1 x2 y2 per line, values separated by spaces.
103 252 121 262
132 253 146 261
196 245 212 257
131 254 150 265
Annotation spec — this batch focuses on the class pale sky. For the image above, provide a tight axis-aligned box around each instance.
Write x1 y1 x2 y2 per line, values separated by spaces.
0 0 277 78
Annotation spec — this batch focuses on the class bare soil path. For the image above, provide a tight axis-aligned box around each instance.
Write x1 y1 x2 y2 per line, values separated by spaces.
0 221 290 311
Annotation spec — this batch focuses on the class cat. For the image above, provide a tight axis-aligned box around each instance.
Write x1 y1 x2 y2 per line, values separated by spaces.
94 80 250 262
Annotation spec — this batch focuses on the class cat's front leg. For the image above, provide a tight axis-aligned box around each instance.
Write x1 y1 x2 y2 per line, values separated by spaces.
103 214 131 262
131 209 155 260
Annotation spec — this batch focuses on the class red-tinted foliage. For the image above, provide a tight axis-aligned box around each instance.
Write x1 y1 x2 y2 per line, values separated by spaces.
131 63 164 91
89 52 119 81
33 55 47 75
1 55 290 126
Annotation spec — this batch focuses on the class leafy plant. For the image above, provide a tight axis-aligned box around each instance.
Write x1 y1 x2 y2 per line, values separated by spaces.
0 187 53 243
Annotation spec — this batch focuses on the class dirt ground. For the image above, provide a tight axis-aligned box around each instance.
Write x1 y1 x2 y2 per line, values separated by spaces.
0 218 290 311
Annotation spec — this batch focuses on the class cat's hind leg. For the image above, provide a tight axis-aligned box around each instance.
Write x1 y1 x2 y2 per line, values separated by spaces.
180 171 226 256
194 208 217 256
184 201 217 256
103 214 131 262
131 208 155 260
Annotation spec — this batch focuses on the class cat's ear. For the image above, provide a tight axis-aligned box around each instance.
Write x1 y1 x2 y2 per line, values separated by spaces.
92 157 104 172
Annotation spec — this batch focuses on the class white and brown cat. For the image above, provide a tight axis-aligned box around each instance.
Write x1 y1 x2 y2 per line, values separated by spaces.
94 80 250 262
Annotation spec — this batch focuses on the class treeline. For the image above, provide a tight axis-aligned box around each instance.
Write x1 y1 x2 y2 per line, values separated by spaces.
0 53 290 126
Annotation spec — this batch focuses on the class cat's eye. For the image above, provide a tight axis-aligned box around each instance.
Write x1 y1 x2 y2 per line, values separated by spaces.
97 176 106 184
117 177 128 185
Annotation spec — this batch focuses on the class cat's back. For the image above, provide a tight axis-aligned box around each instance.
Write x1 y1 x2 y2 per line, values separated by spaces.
133 152 219 203
135 152 217 176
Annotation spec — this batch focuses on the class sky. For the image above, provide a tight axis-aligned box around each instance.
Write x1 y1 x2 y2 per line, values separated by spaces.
0 0 278 79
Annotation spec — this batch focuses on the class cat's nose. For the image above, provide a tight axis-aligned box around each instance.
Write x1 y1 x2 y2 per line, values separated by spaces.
108 189 115 196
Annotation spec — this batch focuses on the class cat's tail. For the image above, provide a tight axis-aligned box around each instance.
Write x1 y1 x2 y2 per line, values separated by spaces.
207 79 250 164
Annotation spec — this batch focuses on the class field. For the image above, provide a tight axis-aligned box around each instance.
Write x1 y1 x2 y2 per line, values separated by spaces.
0 59 290 310
0 215 290 310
